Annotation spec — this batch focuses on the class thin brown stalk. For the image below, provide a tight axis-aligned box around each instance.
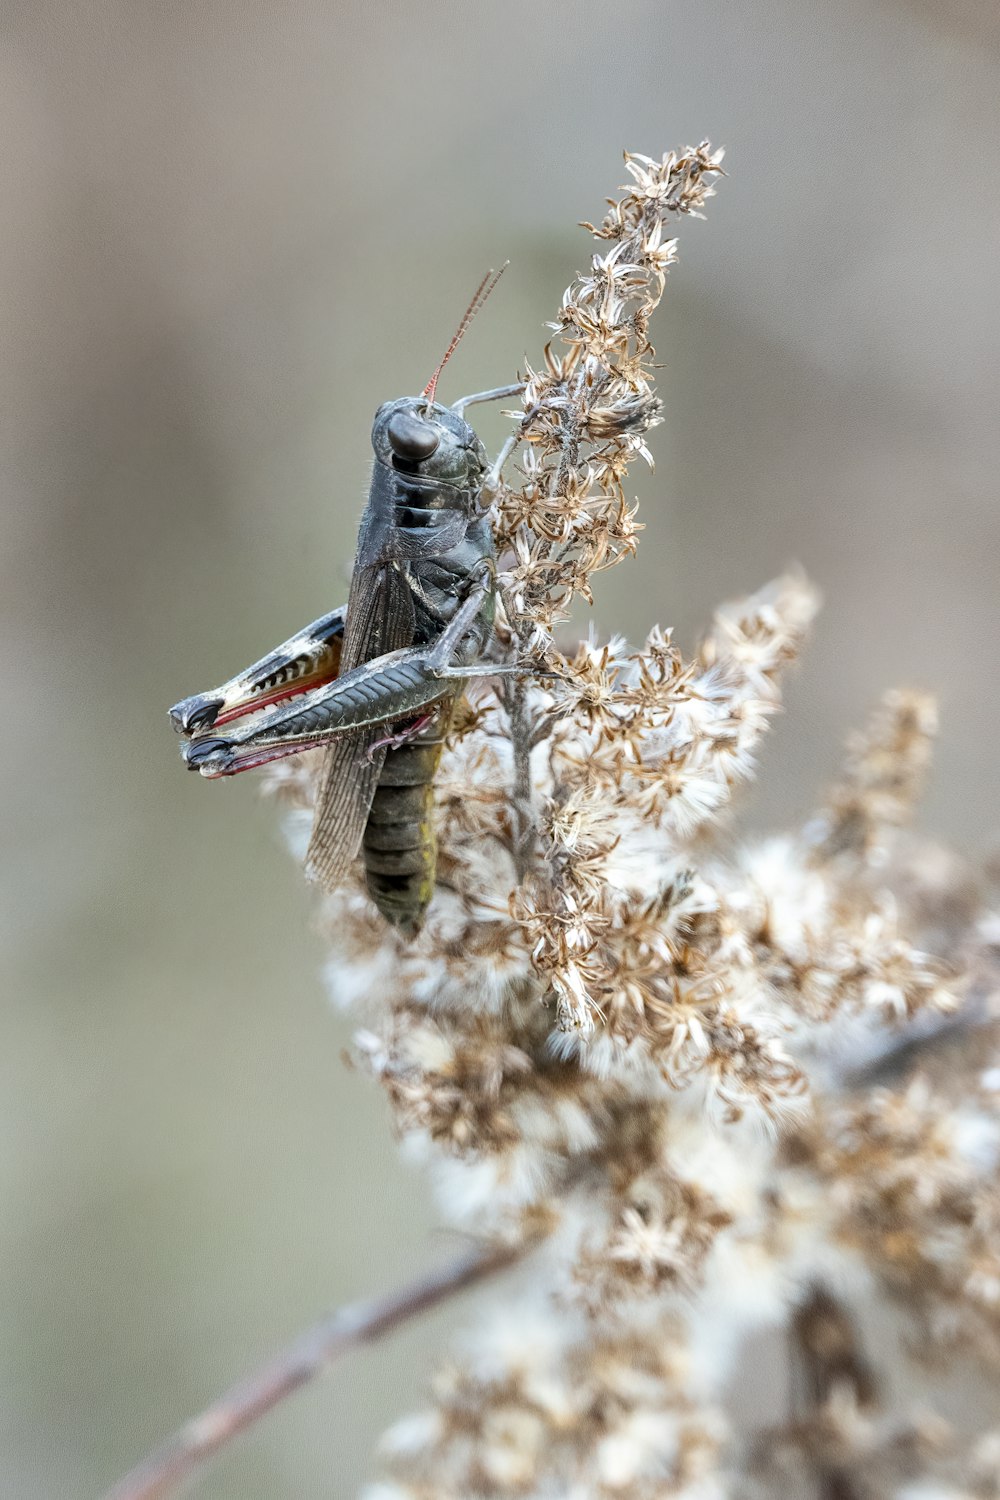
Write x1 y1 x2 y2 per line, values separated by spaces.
504 673 538 878
790 1286 879 1500
102 1241 524 1500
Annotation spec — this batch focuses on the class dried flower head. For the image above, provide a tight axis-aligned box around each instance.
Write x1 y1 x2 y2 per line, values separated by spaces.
492 144 724 644
256 146 1000 1498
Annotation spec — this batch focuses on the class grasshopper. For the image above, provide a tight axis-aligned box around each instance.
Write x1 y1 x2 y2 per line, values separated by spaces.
169 271 523 936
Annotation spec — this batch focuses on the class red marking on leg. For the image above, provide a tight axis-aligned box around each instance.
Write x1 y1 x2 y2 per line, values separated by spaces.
199 737 330 777
213 672 339 727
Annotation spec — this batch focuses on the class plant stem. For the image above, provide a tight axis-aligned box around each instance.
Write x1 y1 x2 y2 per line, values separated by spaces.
102 1240 524 1500
506 674 537 878
790 1286 878 1500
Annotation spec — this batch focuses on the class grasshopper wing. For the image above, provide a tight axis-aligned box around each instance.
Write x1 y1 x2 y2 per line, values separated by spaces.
305 551 415 893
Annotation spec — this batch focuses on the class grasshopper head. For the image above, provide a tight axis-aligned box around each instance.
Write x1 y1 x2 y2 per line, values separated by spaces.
372 397 487 498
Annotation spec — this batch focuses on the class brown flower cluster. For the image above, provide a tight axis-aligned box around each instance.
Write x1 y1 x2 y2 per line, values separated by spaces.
793 1069 1000 1365
492 145 724 643
260 148 1000 1499
370 1314 724 1500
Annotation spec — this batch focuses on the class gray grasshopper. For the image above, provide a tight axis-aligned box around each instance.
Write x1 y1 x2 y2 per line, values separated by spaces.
169 272 521 936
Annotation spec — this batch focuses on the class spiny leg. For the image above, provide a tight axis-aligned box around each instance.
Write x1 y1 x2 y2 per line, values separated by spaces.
484 432 522 492
183 646 463 777
449 383 526 495
418 573 552 682
450 382 525 415
425 572 491 670
169 606 346 735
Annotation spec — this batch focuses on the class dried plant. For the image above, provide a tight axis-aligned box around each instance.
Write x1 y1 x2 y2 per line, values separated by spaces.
113 146 1000 1500
262 146 1000 1500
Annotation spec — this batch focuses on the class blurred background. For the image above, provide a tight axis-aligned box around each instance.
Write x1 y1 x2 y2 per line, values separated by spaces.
2 1 998 1494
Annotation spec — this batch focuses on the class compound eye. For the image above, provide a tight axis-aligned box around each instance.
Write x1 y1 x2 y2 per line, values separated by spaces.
386 409 440 462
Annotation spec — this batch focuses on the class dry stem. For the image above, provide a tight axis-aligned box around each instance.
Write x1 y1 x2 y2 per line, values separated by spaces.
102 1241 524 1500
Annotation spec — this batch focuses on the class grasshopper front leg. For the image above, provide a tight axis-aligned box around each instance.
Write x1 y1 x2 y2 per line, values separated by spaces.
169 606 347 736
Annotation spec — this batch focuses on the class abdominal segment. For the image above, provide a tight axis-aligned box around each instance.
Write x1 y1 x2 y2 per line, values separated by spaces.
362 734 447 936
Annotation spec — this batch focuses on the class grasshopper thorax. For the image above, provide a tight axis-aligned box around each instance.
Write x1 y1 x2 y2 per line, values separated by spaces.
371 397 487 501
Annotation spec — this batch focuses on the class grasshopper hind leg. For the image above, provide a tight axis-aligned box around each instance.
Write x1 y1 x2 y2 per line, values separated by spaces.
169 606 347 737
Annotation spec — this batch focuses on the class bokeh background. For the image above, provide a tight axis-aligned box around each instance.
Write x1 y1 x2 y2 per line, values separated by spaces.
2 1 999 1494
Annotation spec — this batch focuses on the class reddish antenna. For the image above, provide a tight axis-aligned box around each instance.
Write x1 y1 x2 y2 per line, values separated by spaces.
422 263 507 405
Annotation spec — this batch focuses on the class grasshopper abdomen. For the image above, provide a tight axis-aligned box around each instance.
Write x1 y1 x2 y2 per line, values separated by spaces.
362 731 450 935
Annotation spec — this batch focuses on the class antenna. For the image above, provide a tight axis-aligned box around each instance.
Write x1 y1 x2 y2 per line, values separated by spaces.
422 263 507 406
